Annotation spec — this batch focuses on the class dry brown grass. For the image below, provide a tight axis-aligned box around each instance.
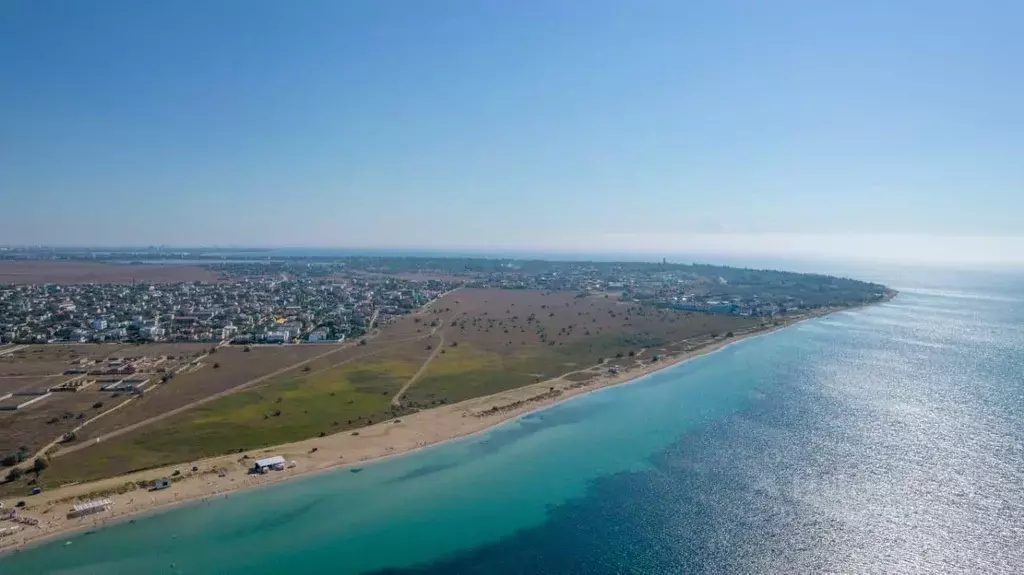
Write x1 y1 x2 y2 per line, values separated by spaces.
73 345 343 442
0 391 122 456
0 261 222 284
397 288 759 403
7 289 766 485
0 376 61 395
0 343 335 458
0 345 133 377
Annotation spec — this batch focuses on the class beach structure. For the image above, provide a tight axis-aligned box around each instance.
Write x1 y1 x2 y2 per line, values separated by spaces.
152 479 171 490
252 455 286 474
1 510 39 526
67 498 112 519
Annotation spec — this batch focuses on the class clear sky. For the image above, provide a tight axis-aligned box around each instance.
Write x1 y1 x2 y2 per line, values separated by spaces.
2 0 1022 266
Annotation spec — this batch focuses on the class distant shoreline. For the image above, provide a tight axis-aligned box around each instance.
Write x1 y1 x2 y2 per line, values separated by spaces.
0 299 892 557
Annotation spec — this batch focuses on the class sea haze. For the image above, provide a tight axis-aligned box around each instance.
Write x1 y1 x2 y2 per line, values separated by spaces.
4 277 1023 574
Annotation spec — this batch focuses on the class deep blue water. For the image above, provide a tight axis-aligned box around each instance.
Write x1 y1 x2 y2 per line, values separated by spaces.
3 278 1023 573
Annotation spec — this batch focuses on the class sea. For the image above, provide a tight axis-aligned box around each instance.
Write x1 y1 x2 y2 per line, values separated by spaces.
2 267 1022 574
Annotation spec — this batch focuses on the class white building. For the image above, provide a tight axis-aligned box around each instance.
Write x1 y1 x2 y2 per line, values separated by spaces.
67 498 112 519
140 326 166 340
264 330 290 343
308 329 329 342
91 318 108 330
252 455 286 473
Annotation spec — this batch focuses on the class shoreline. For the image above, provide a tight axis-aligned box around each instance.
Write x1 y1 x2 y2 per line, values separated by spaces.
0 303 879 556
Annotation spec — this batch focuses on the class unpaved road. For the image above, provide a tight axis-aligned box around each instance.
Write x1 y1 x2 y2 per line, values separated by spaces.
391 330 445 407
52 343 353 458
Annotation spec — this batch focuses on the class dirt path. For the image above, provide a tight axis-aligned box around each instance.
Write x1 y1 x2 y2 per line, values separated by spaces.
52 343 354 459
48 290 462 459
0 345 26 357
391 331 445 407
24 396 136 466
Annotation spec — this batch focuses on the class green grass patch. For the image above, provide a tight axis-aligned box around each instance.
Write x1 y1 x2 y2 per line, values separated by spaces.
42 359 420 485
405 344 536 405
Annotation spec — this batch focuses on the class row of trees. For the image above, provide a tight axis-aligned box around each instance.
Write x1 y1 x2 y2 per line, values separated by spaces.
4 455 48 483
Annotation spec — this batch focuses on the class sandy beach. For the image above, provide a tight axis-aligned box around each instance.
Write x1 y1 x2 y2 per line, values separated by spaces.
0 307 847 555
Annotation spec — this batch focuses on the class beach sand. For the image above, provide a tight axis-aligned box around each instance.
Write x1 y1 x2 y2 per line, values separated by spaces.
0 308 846 554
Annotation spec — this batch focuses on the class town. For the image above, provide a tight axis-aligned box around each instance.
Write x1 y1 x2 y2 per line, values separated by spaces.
0 274 459 345
0 254 891 345
0 252 892 555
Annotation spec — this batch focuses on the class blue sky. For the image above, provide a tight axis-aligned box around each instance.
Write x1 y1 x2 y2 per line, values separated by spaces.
2 0 1022 265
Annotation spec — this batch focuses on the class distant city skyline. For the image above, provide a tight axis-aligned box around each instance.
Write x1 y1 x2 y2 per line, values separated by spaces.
2 1 1022 267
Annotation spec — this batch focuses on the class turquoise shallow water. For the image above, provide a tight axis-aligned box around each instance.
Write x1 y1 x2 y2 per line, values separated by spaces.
4 281 1023 574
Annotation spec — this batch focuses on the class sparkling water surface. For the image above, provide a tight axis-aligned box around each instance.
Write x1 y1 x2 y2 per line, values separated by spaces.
3 282 1022 574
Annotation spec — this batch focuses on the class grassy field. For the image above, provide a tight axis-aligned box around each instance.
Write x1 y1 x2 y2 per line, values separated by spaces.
6 289 763 487
404 289 757 403
0 376 63 395
0 392 127 457
74 345 342 442
0 345 129 377
0 343 217 454
40 342 432 484
0 343 342 490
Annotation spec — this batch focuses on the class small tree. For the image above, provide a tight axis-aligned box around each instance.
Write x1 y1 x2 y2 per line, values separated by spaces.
213 362 221 369
6 467 24 482
1 454 17 467
33 457 49 475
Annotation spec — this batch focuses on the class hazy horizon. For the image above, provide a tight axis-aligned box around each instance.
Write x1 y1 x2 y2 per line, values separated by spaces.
3 1 1022 266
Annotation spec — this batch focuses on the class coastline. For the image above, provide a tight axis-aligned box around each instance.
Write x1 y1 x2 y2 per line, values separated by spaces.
0 303 879 556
